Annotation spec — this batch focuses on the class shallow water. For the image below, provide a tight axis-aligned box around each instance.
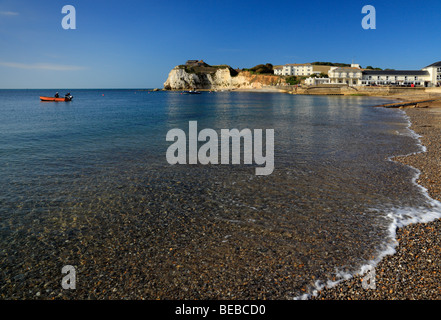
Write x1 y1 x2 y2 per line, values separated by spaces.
0 89 435 299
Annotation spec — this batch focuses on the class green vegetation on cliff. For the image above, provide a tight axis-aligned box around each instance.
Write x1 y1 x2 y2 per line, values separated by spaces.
242 63 274 75
177 64 238 76
310 72 329 78
312 62 352 67
285 75 303 85
313 61 391 70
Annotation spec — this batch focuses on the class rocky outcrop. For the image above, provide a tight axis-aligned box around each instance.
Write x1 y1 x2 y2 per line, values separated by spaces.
163 65 285 90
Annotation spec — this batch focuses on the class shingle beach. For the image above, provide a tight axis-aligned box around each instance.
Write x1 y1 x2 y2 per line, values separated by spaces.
313 96 441 300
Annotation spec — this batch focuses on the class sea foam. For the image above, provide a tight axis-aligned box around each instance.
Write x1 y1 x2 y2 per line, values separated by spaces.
296 109 441 300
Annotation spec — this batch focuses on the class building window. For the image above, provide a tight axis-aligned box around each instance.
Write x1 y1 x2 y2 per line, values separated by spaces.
437 67 441 72
415 76 418 80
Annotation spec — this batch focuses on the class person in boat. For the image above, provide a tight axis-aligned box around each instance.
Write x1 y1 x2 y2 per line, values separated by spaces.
65 92 71 97
55 92 59 98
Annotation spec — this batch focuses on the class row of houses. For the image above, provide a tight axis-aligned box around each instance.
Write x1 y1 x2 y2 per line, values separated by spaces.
275 61 441 87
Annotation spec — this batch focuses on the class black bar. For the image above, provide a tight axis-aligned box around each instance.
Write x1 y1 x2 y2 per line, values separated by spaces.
1 300 439 319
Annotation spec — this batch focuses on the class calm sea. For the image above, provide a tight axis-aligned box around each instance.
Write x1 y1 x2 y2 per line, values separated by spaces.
0 89 439 299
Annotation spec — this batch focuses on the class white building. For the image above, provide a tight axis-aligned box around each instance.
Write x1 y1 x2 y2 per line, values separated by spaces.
273 66 283 75
328 66 363 86
361 61 441 87
274 64 313 76
328 61 441 87
422 61 441 87
304 77 330 86
274 63 331 76
278 60 441 87
360 70 429 87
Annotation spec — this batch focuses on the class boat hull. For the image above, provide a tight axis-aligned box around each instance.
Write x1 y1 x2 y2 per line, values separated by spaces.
40 96 73 102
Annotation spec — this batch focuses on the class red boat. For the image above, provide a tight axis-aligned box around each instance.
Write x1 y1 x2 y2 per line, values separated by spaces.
40 95 73 102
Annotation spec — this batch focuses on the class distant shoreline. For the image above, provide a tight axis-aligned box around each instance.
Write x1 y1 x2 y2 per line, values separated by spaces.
162 86 441 100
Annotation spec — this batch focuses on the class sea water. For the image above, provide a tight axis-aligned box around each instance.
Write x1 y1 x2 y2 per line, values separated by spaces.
1 89 439 299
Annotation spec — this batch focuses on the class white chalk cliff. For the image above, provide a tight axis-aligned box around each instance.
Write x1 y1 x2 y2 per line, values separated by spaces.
163 66 284 90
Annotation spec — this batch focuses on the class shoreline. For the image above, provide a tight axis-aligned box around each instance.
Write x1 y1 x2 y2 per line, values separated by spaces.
311 94 441 299
167 88 441 299
164 86 441 98
163 87 286 93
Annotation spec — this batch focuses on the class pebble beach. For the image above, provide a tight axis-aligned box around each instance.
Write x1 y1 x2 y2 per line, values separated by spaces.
313 95 441 300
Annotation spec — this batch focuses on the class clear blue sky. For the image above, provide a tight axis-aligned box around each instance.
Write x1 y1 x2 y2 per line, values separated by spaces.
0 0 440 89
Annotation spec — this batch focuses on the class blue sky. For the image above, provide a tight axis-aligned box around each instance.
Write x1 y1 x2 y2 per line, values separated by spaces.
0 0 440 89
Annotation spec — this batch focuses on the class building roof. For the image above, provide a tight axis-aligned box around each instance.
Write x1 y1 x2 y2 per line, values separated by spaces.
424 61 441 68
362 70 429 76
285 63 312 66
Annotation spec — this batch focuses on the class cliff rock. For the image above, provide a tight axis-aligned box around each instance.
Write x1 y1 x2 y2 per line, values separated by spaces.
163 65 284 90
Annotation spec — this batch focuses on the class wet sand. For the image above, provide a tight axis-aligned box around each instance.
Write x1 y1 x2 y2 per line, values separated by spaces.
313 95 441 299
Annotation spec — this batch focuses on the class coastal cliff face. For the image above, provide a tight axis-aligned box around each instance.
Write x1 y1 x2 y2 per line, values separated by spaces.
163 66 284 90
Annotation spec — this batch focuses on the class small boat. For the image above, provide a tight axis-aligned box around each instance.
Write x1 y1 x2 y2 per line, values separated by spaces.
40 95 73 102
183 90 201 94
